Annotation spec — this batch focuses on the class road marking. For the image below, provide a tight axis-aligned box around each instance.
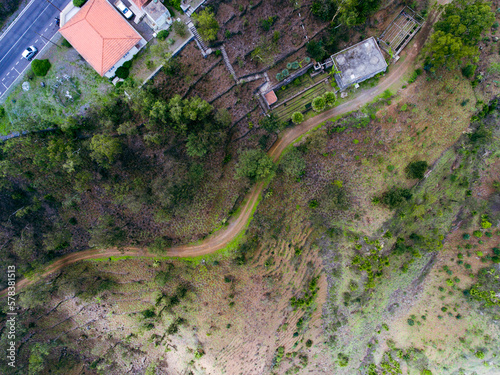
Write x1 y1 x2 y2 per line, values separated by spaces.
44 28 48 32
2 83 7 89
0 2 53 66
0 0 37 43
34 39 38 43
50 22 53 26
1 78 4 81
14 68 20 74
15 61 19 65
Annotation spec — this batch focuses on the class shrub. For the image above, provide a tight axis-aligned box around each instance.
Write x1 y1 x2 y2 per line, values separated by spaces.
421 370 433 375
291 112 304 124
157 30 170 41
305 339 313 348
260 16 277 31
407 318 415 326
337 353 349 367
172 20 187 37
311 96 326 112
235 149 275 181
282 69 289 78
473 230 483 238
463 233 470 240
115 66 130 79
461 64 477 78
475 351 485 359
73 0 87 7
192 9 219 42
61 38 72 48
405 160 429 179
0 106 5 119
324 91 336 106
381 187 412 208
31 59 51 77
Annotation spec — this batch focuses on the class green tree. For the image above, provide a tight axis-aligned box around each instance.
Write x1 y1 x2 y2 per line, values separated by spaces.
186 133 209 158
405 161 428 179
324 91 336 106
89 134 121 166
260 113 285 133
291 112 304 124
173 20 187 37
192 9 219 42
236 149 275 181
73 0 87 6
381 187 412 208
31 59 51 76
425 0 495 69
312 96 326 112
28 343 51 375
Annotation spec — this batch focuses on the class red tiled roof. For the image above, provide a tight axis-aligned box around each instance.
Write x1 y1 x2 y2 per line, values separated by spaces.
264 90 278 105
60 0 142 76
131 0 149 8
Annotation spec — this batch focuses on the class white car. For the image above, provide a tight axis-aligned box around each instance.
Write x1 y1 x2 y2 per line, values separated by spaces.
22 46 38 61
116 1 133 19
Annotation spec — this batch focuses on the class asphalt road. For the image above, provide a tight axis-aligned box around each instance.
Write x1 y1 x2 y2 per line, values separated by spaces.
0 0 71 100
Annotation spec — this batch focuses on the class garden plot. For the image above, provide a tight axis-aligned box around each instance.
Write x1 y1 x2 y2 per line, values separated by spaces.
272 72 332 122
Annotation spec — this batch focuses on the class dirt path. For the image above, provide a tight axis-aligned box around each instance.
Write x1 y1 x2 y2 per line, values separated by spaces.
1 11 439 296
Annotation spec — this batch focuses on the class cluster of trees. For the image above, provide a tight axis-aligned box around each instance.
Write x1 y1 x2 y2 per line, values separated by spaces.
192 9 219 42
425 0 495 70
311 0 382 26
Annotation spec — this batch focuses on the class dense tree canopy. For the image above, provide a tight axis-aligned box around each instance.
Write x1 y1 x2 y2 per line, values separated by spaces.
236 149 275 181
311 0 382 26
425 0 495 70
192 9 219 42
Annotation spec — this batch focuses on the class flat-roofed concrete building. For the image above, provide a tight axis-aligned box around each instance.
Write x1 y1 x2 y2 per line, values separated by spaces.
331 37 387 90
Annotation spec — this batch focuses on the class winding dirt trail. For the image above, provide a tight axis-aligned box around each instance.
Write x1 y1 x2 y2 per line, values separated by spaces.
1 11 439 296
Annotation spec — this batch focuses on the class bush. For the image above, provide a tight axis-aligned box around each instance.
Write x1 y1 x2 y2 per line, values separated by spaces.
462 233 470 240
405 160 428 179
407 318 415 326
73 0 87 7
473 230 482 238
461 64 477 78
306 40 327 61
192 9 219 42
312 96 326 112
291 112 304 124
0 106 5 119
115 66 130 79
305 339 313 348
260 16 277 31
324 91 336 106
157 30 170 41
338 353 349 367
172 20 187 37
61 38 72 48
475 351 485 359
381 187 412 208
236 149 275 181
31 59 51 77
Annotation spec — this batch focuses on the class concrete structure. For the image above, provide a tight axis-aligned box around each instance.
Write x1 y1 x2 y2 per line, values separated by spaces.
378 7 424 58
59 0 146 78
143 0 172 31
330 37 387 91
